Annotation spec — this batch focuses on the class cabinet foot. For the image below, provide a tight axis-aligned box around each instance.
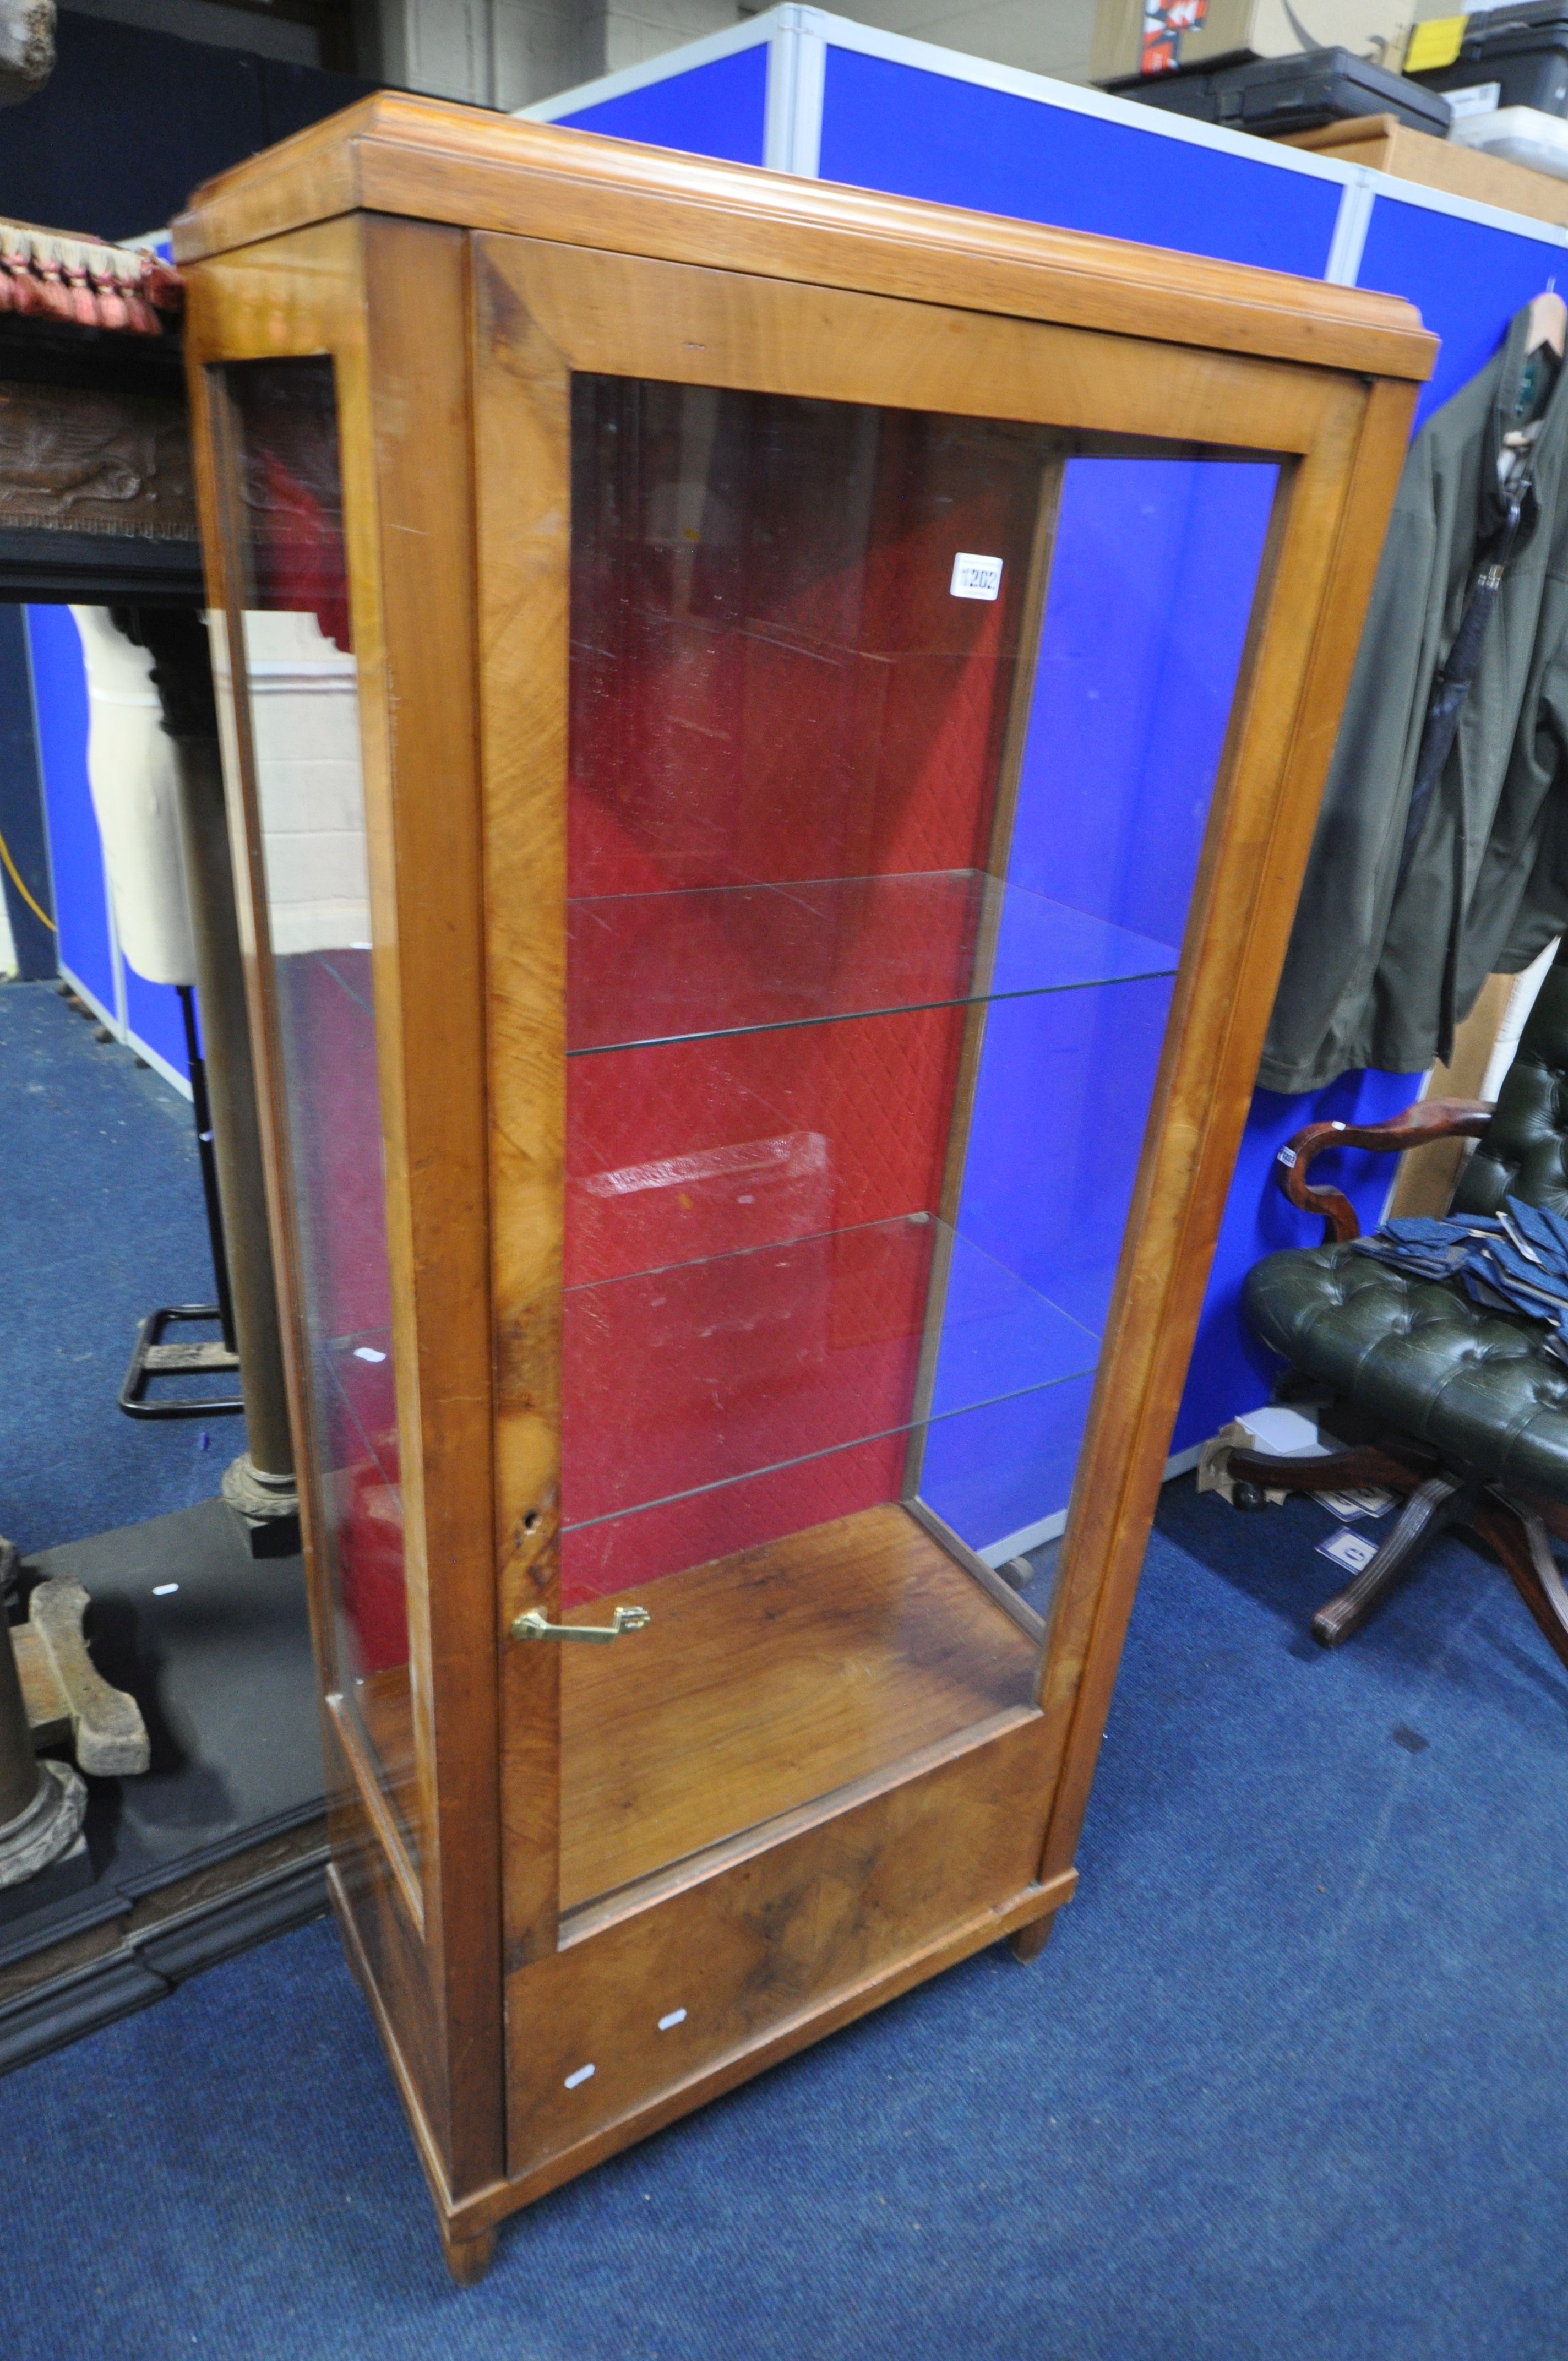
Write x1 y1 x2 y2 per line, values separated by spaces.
439 2221 496 2287
1009 1911 1057 1963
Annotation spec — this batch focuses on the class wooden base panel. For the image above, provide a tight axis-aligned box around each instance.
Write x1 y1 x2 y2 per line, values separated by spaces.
515 1705 1050 2145
327 1689 423 1935
345 1505 1042 1921
329 1505 1053 2277
470 1869 1073 2253
331 1784 1074 2271
559 1503 1041 1910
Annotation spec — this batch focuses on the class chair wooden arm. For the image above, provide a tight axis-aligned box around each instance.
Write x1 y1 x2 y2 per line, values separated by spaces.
1275 1098 1495 1244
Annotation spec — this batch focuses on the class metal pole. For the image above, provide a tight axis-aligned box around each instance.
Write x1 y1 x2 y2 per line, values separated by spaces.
116 607 298 1550
178 982 237 1354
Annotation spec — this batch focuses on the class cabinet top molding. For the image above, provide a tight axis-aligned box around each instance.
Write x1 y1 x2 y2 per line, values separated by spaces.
172 93 1435 384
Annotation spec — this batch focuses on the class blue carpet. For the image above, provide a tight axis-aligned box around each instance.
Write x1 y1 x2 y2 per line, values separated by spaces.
5 1472 1565 2359
3 971 1565 2355
0 978 230 1551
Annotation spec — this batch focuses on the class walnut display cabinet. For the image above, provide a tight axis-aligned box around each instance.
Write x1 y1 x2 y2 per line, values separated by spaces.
173 98 1433 2280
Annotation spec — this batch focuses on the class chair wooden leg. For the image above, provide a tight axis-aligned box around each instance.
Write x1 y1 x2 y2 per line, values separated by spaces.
1311 1473 1464 1647
439 2219 496 2287
1469 1492 1568 1676
1218 1424 1568 1677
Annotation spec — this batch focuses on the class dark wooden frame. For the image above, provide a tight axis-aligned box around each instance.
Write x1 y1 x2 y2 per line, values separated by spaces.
1276 1097 1497 1242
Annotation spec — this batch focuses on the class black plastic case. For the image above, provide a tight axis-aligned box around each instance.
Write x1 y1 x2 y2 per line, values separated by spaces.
1407 6 1568 121
1108 46 1453 139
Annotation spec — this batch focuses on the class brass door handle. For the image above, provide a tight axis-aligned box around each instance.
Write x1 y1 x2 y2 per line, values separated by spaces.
510 1604 651 1645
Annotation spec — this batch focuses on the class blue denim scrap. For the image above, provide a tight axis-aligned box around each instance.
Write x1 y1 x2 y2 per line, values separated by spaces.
1352 1198 1568 1362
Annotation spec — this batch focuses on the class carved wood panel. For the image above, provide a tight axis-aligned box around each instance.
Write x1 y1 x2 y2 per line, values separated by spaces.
0 377 194 537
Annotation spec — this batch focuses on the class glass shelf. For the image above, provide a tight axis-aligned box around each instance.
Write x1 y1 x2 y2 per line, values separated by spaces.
565 869 1179 1055
561 1213 1099 1533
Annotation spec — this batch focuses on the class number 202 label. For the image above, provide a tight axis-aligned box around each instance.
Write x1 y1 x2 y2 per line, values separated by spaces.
950 553 1004 601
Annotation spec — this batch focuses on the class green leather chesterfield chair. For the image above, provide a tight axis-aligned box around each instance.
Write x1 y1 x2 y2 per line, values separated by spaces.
1228 948 1568 1675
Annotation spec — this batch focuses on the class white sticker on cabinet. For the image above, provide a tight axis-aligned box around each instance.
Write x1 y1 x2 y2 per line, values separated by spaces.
658 2009 687 2031
950 553 1003 601
564 2063 595 2090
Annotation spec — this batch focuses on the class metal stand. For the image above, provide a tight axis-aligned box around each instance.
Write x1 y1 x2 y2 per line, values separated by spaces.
118 983 243 1421
0 1609 85 1892
0 1526 149 1900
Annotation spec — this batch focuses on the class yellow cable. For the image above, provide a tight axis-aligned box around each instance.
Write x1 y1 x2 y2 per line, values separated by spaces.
0 818 55 932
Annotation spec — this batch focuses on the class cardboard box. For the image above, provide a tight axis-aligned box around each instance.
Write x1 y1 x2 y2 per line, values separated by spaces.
1092 1 1410 84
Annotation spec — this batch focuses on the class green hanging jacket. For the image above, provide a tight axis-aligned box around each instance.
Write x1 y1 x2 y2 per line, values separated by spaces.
1258 302 1568 1096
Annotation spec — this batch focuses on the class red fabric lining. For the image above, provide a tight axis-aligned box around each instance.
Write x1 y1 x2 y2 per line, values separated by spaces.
568 384 1039 897
562 382 1046 1600
562 1432 908 1605
566 1005 966 1288
562 1215 938 1530
233 361 352 652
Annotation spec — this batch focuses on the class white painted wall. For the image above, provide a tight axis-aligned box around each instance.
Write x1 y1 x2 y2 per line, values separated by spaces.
372 0 589 109
373 0 1536 111
57 0 1524 112
372 0 730 107
602 0 745 76
752 1 1093 85
367 0 1096 108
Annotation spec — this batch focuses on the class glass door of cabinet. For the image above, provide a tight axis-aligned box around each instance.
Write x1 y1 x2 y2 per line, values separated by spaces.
214 356 422 1885
557 372 1276 1915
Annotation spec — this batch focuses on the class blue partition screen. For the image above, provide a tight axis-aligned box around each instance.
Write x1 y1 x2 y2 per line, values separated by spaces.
923 458 1277 1552
559 43 768 166
26 605 114 1016
123 962 189 1079
817 48 1343 276
1358 194 1562 430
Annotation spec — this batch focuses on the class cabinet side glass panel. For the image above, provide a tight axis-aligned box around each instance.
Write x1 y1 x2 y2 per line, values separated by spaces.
217 357 418 1872
559 373 1276 1913
918 455 1279 1586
